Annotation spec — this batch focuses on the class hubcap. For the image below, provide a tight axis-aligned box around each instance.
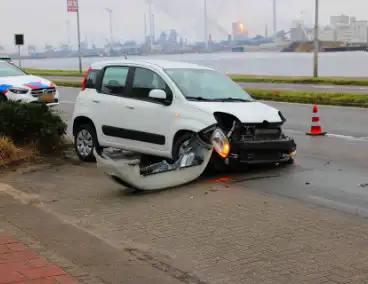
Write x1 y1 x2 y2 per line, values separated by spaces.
76 129 93 157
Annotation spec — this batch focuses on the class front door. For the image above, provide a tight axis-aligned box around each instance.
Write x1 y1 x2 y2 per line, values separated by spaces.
114 67 175 154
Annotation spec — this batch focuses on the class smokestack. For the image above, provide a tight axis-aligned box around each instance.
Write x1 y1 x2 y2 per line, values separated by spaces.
144 14 147 43
273 0 277 41
152 14 155 43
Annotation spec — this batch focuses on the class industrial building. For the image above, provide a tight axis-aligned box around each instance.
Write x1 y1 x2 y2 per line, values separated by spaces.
290 14 368 43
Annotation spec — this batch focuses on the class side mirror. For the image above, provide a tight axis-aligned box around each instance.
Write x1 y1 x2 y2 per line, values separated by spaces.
149 89 167 100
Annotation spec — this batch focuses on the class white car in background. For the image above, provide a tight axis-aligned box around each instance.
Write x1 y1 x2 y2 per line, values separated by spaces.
0 61 59 106
72 59 296 171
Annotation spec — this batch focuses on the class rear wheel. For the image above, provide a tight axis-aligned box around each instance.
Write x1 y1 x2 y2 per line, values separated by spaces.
74 123 99 162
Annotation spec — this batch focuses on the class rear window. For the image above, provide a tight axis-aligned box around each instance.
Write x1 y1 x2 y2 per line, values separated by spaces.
85 69 99 89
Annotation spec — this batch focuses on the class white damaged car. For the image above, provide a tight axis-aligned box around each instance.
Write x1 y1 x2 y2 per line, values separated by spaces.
72 59 296 190
0 61 59 106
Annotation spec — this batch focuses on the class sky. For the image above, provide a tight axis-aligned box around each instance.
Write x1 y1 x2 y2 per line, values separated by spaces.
1 0 368 50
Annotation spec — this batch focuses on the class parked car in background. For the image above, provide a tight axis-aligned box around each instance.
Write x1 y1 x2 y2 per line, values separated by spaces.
72 59 296 171
0 61 59 106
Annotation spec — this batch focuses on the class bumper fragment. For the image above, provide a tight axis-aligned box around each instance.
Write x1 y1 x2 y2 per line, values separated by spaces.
94 134 213 191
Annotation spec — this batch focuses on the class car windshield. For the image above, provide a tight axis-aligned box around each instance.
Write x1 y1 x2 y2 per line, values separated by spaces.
165 68 254 102
0 61 26 77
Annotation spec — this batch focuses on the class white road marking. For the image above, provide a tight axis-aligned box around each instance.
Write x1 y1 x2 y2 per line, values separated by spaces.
285 129 368 142
308 195 368 217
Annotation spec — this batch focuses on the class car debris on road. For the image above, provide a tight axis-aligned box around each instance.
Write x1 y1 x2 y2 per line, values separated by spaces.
94 130 213 191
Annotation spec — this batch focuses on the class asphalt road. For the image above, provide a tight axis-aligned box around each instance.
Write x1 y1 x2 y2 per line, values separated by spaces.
46 75 368 94
57 86 368 218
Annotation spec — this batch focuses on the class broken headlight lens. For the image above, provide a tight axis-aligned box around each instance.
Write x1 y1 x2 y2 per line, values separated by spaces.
211 128 230 158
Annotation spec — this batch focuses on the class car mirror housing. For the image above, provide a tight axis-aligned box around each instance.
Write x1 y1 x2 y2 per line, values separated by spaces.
148 89 167 100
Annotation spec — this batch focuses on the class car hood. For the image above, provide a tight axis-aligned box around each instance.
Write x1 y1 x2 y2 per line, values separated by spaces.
0 75 55 92
190 101 283 123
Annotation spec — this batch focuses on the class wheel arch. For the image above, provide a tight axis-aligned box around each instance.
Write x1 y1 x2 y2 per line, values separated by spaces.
73 116 96 136
172 129 195 145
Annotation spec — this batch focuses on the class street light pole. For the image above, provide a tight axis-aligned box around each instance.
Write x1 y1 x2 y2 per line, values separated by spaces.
106 8 113 44
204 0 208 48
76 0 82 73
65 20 71 48
273 0 277 42
313 0 319 78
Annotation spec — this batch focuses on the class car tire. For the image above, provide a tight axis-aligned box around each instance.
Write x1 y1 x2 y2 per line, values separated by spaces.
0 95 7 102
171 132 195 161
74 123 99 162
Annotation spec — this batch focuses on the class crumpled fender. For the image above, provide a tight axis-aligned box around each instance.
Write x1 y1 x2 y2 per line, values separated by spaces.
94 134 213 191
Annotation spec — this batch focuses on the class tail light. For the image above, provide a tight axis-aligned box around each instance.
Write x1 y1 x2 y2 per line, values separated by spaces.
81 67 92 91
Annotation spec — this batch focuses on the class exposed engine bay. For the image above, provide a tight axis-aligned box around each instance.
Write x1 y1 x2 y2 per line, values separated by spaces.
94 111 296 191
201 111 297 165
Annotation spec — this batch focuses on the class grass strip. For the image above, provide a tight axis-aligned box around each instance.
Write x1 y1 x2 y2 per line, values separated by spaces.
25 68 368 86
246 89 368 107
231 76 368 86
53 80 368 108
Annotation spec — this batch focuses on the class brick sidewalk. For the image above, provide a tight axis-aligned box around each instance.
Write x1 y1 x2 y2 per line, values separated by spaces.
0 234 78 284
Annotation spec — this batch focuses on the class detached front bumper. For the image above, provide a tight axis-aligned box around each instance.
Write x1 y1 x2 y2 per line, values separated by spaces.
229 137 297 164
94 134 213 191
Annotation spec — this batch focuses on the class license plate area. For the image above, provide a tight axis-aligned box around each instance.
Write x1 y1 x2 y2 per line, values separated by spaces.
239 150 281 162
38 92 55 102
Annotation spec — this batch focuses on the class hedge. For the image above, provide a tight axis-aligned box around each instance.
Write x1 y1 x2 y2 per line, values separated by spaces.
0 101 67 153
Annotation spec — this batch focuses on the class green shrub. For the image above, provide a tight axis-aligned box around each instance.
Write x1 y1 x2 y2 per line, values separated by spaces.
0 101 67 153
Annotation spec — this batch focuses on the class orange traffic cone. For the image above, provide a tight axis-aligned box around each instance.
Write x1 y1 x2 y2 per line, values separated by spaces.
306 105 326 136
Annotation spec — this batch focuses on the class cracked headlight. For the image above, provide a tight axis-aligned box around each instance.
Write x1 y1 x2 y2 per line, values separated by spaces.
211 128 230 158
9 87 28 94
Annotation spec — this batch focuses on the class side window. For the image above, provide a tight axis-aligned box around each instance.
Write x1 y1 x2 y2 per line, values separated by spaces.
101 66 129 95
85 69 98 89
131 67 170 100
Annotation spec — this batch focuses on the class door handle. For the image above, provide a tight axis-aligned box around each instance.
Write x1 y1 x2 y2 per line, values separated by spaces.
92 100 100 103
126 105 135 109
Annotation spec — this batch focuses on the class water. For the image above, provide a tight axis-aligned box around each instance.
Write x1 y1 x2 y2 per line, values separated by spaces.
20 51 368 77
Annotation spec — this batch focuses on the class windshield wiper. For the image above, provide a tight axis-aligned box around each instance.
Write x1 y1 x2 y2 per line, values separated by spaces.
186 96 214 101
211 98 252 102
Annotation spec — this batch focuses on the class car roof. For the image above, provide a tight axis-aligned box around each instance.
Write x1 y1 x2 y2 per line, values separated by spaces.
90 59 214 71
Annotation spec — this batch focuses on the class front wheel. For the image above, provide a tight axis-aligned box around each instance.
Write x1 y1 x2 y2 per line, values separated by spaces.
74 123 99 162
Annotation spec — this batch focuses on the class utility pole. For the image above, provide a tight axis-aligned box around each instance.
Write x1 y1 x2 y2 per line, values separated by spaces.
313 0 319 78
76 0 82 73
204 0 208 48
